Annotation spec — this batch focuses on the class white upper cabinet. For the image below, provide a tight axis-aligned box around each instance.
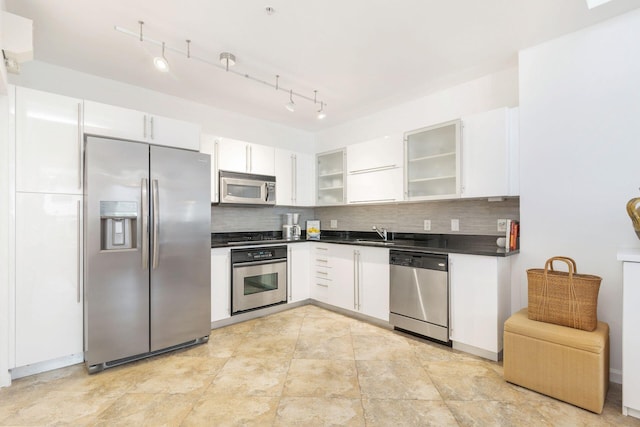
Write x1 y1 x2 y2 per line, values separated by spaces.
404 120 461 201
275 148 315 206
15 87 83 194
83 100 201 151
347 135 403 204
217 137 275 176
460 107 519 198
316 149 346 205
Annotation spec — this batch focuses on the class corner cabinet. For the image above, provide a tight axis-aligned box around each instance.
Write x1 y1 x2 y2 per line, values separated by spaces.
404 120 461 200
449 253 511 361
288 243 310 303
316 149 346 205
83 100 201 151
200 134 219 203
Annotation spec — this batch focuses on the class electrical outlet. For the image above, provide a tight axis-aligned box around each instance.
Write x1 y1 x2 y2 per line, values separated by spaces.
497 219 508 232
451 219 459 231
423 220 431 231
330 219 338 229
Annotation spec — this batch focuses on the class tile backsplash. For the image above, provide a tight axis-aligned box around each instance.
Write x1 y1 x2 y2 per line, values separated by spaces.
211 198 519 236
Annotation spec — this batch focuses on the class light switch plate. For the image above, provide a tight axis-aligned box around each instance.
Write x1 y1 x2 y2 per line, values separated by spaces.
497 219 508 232
330 219 338 229
423 220 431 231
451 219 459 231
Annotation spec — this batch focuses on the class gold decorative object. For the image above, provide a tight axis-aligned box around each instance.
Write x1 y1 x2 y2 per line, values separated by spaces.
627 196 640 239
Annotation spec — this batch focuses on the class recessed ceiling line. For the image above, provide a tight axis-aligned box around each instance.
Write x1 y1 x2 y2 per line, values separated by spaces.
114 24 327 111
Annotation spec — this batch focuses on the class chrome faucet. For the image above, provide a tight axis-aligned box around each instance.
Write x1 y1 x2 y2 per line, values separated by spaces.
372 225 388 241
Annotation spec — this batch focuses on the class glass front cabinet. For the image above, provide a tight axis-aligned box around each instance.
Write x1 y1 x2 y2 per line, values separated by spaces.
316 149 346 205
404 120 461 200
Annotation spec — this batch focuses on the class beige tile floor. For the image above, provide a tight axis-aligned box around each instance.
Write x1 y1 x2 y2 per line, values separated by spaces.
0 304 638 426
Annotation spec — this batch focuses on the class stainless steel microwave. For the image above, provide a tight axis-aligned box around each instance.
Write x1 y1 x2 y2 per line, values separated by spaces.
219 170 276 206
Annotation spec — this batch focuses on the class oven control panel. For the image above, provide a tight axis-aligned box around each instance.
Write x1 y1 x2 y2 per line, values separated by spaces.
231 245 288 263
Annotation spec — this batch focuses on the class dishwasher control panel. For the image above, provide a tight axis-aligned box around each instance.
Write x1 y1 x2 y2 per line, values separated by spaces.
389 251 448 271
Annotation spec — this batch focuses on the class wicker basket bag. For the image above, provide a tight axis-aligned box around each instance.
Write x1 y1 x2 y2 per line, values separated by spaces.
527 256 601 331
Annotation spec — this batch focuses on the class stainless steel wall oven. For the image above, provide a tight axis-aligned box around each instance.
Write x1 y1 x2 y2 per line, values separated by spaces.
231 245 287 314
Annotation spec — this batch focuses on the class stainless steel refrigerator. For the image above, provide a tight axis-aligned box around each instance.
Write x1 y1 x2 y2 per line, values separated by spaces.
84 135 211 373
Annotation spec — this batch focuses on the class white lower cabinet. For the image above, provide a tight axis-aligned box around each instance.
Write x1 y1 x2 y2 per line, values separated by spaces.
618 252 640 418
211 248 231 322
310 243 331 303
321 244 390 322
14 192 83 367
449 253 511 361
288 243 310 302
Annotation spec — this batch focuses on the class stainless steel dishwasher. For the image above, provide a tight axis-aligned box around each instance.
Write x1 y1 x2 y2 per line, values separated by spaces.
389 250 450 345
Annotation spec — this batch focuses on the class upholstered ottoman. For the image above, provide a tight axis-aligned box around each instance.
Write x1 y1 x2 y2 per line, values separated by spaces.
504 308 609 414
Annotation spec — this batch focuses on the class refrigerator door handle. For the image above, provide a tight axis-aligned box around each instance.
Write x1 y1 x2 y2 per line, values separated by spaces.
141 178 149 269
152 179 160 269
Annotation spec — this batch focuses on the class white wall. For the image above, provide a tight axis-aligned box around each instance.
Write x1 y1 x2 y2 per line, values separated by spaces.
9 61 315 153
315 67 518 151
518 9 640 381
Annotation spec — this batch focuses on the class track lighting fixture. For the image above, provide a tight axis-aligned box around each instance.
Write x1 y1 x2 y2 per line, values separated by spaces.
115 21 328 117
285 90 295 112
153 42 169 72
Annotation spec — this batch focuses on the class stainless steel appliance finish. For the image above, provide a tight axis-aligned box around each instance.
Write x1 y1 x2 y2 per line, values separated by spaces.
219 170 276 206
84 136 211 373
389 250 450 344
231 246 287 314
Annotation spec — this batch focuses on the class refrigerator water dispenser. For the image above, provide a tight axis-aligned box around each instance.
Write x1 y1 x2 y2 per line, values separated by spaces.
100 201 138 250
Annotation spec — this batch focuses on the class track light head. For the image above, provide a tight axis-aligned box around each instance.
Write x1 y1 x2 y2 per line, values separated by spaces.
153 42 169 72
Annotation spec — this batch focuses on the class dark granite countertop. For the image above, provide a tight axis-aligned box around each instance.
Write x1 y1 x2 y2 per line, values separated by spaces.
211 230 518 257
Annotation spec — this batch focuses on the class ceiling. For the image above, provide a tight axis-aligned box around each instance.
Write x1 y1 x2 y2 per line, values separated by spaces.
6 0 640 131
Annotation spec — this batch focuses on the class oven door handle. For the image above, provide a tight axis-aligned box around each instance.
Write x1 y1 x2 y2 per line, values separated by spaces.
232 259 287 268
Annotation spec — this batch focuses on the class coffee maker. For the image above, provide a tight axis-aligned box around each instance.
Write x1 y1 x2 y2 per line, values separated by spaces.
283 213 301 240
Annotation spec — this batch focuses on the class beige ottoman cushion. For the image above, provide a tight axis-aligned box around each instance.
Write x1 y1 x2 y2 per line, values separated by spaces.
504 308 609 414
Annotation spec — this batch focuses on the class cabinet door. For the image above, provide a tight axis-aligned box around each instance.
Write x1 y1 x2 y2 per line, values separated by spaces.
317 149 346 205
248 143 275 175
275 149 294 206
295 152 316 206
200 134 219 203
217 138 249 173
358 247 390 321
15 192 83 366
449 253 499 355
149 114 201 151
347 135 403 173
328 244 356 311
289 243 310 303
623 262 640 415
461 108 510 198
83 100 146 142
347 167 403 204
16 87 83 194
211 248 231 322
405 120 461 200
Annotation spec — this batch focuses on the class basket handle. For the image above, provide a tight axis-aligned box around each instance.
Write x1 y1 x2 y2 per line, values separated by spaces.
544 256 577 275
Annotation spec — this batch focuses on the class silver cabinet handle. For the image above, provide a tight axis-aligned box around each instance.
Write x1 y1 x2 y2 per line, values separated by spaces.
291 154 296 204
77 103 82 190
348 164 397 175
76 200 81 303
141 178 149 269
316 270 329 275
152 179 159 269
353 250 358 310
288 247 292 302
143 115 147 139
226 252 231 315
349 199 396 204
150 116 155 140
